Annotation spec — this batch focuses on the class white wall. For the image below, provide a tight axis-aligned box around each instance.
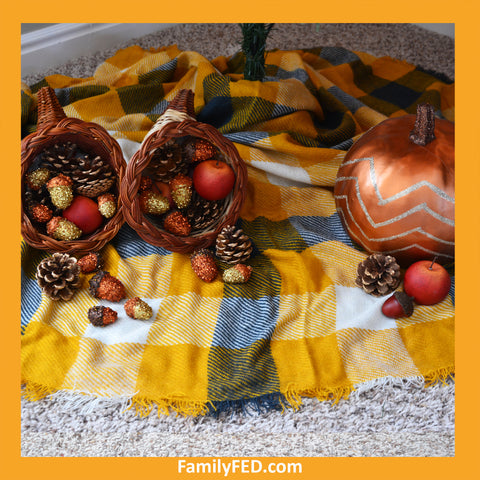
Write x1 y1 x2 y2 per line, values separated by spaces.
21 23 454 77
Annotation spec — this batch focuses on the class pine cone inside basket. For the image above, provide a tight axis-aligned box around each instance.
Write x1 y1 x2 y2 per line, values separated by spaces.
41 142 115 197
36 252 81 301
215 225 253 264
144 140 186 182
355 253 401 296
185 192 224 232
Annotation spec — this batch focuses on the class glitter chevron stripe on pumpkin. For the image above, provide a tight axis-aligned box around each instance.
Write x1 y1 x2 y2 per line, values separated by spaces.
334 103 454 266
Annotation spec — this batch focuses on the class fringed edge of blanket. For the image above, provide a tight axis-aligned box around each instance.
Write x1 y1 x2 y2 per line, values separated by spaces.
21 366 455 418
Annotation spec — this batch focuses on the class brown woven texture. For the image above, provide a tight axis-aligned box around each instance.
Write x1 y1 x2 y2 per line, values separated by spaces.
120 89 248 254
21 87 126 254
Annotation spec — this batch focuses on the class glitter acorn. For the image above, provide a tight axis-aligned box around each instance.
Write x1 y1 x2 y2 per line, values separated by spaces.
47 173 74 209
164 211 192 236
88 305 118 326
169 173 193 209
88 270 126 302
97 193 117 219
139 190 170 215
190 249 218 282
222 264 253 284
46 216 82 241
184 137 217 163
124 297 153 320
77 252 104 274
25 167 50 191
30 203 53 223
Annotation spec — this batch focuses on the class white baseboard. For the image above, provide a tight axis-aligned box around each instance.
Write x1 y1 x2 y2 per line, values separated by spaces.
21 23 175 77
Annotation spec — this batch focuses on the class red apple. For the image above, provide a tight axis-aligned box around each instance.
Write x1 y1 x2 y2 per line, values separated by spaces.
192 159 235 201
63 195 103 234
403 259 451 305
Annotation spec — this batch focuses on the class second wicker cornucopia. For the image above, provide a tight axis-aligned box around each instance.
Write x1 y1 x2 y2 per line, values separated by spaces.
120 89 248 254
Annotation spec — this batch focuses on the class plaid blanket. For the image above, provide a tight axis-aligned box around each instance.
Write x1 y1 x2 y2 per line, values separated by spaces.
21 45 455 416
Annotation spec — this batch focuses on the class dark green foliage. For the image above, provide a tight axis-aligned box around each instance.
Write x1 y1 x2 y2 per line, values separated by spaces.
240 23 274 81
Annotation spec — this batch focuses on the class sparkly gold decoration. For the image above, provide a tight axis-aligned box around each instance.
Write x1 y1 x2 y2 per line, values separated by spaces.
46 216 82 241
169 173 193 209
139 190 170 215
222 264 253 284
47 174 74 209
97 193 117 219
26 167 50 191
124 297 153 320
190 249 218 282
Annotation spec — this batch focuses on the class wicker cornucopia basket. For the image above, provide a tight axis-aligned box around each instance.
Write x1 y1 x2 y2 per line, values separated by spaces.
120 89 248 254
21 86 126 254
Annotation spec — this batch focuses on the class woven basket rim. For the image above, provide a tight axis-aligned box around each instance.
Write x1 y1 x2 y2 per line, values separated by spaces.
21 118 127 254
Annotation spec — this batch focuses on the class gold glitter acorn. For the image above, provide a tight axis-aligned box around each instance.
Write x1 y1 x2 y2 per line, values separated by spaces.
164 211 191 236
46 216 82 241
26 167 50 191
77 252 104 274
88 305 118 326
124 297 153 320
97 193 117 219
47 174 74 209
222 264 253 284
169 173 193 209
191 249 218 282
88 270 126 302
139 190 170 215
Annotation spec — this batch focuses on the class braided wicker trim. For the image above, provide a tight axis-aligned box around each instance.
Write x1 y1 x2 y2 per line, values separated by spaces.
144 110 196 142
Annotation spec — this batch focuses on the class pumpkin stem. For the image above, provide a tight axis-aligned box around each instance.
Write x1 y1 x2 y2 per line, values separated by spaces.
409 103 436 146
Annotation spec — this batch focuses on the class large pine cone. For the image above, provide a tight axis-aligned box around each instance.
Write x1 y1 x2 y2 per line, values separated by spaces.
185 192 224 232
36 252 81 301
41 142 115 197
355 253 401 296
215 225 253 264
144 140 186 182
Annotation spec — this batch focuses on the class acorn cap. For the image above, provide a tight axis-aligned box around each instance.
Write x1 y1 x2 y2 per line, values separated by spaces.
393 291 414 317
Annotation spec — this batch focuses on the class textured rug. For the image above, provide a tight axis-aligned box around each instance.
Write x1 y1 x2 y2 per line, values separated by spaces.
21 23 455 458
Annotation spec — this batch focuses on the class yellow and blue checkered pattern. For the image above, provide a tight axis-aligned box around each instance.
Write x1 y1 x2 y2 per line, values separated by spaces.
21 45 454 415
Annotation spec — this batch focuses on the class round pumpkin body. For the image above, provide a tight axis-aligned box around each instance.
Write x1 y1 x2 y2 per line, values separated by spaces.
334 107 454 267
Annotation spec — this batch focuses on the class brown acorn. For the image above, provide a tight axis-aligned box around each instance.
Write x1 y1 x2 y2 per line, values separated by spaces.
381 291 414 319
77 252 104 274
164 211 191 236
88 305 118 326
184 137 218 163
88 271 126 302
30 203 53 223
191 249 218 282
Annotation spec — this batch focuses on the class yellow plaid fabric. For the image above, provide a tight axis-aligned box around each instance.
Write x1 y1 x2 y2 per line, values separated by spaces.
21 45 454 415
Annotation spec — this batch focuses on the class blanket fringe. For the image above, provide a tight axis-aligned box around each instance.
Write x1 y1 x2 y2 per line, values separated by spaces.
21 367 454 418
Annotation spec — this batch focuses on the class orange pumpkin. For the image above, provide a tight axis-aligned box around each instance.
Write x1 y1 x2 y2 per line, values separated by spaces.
334 103 454 267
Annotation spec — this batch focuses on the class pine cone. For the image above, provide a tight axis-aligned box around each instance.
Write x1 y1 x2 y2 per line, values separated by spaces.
36 252 81 301
355 253 401 296
144 140 186 182
185 192 224 231
41 142 115 197
215 225 253 264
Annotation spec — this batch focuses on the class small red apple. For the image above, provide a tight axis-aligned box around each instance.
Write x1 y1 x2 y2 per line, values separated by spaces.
63 195 103 234
192 159 235 201
153 181 175 208
403 259 451 305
